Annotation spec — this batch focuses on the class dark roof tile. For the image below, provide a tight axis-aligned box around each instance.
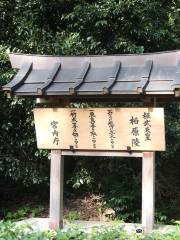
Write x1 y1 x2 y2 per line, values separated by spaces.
2 51 180 101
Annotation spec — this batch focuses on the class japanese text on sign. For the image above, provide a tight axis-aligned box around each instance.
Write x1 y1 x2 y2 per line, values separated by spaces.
33 108 165 151
50 120 59 145
70 110 79 148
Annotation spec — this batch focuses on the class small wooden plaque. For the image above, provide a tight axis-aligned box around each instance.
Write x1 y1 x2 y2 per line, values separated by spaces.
33 108 165 151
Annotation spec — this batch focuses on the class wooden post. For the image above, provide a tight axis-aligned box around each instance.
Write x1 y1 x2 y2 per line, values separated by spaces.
142 152 155 233
49 150 64 229
36 98 68 230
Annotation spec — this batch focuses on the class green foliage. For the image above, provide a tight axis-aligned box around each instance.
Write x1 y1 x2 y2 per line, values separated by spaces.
0 47 49 186
144 230 180 240
66 167 94 190
64 211 81 221
0 221 180 240
4 206 44 221
0 46 10 68
0 221 55 240
0 0 179 54
155 211 168 225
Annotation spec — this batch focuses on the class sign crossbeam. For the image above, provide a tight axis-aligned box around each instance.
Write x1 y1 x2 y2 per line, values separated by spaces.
61 150 143 157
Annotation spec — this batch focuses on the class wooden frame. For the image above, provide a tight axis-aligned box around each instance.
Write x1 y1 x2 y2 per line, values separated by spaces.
34 98 157 234
49 149 155 234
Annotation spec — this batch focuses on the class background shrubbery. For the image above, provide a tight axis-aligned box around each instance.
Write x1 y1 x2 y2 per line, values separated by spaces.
0 0 180 223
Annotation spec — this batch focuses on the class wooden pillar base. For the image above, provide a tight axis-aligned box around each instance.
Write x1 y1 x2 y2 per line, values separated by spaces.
49 220 63 230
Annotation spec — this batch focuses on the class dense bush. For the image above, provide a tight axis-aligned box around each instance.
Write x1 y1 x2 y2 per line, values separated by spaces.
0 0 180 224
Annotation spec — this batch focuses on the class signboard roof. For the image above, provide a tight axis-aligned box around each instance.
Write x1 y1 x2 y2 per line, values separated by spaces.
2 50 180 102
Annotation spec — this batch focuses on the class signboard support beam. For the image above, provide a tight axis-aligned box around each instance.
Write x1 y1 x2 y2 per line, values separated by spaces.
142 152 155 234
49 150 64 229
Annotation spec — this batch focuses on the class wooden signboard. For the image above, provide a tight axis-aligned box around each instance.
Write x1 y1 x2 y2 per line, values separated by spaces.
33 108 165 151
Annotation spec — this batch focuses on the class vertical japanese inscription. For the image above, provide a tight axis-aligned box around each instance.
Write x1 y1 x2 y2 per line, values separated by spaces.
143 112 152 141
70 110 79 148
107 110 115 149
50 120 59 145
89 110 97 148
34 108 164 151
129 116 140 147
